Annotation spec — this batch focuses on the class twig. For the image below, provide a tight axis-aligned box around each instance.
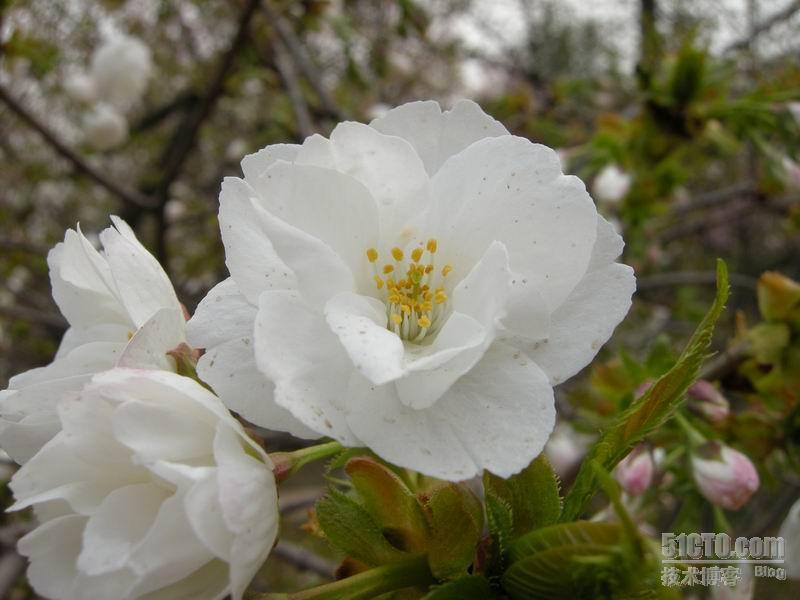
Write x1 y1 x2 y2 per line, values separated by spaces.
656 201 753 243
262 2 347 121
670 183 756 216
0 85 156 210
271 541 336 579
270 36 315 139
725 0 800 53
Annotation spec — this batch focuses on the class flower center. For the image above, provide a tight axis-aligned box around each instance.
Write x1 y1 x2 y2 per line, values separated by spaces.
365 239 452 343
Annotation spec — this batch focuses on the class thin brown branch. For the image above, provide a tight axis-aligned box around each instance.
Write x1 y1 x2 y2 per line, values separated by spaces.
262 2 347 121
671 183 756 216
271 541 336 579
0 85 156 210
0 304 66 330
637 271 758 291
725 0 800 53
0 553 25 598
271 36 315 139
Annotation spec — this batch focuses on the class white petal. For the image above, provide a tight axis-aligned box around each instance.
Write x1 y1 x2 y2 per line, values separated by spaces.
249 161 380 302
254 290 359 444
118 308 186 370
295 133 336 168
0 411 61 465
112 399 217 463
137 560 229 600
327 122 429 234
526 262 635 385
241 143 300 182
428 135 597 310
324 292 406 385
347 342 555 480
218 177 297 304
370 99 509 175
100 217 182 328
77 483 169 575
17 514 87 599
186 278 255 350
214 424 278 600
48 229 127 329
590 214 625 268
196 337 319 439
56 323 130 357
127 493 214 596
184 472 234 561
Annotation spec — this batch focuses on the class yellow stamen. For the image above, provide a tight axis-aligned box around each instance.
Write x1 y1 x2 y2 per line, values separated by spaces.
425 264 434 274
441 264 453 277
418 315 431 328
391 314 403 325
411 247 424 262
374 275 384 289
434 291 448 304
391 247 404 262
401 304 412 315
426 239 438 253
383 264 394 274
366 248 378 263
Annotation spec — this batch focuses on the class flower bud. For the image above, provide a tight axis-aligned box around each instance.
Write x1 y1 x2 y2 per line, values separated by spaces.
615 445 654 496
757 271 800 323
691 442 759 511
687 380 730 423
545 423 592 477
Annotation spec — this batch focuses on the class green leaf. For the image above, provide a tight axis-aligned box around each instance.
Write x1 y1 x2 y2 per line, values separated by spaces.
483 454 561 538
421 483 484 580
315 489 405 566
484 493 514 572
560 259 729 522
509 521 623 564
422 575 496 599
345 457 430 552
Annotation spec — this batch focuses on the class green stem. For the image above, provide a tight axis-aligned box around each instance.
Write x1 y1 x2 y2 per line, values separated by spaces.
254 554 434 600
270 441 343 482
673 412 706 448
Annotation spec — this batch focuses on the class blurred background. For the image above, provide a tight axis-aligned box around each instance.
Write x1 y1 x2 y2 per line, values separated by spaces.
0 0 799 598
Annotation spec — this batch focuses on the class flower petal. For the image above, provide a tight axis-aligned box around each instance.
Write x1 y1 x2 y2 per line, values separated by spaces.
324 292 406 385
241 143 300 182
186 278 255 350
526 261 635 385
100 216 182 328
218 177 297 304
428 135 597 310
118 307 186 371
370 99 508 175
346 342 555 480
77 482 169 576
254 290 359 444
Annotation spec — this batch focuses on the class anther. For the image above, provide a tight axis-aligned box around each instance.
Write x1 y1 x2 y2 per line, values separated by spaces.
383 264 394 274
391 247 404 262
418 315 431 328
411 247 423 262
374 275 384 289
366 248 378 263
441 265 453 277
426 239 438 253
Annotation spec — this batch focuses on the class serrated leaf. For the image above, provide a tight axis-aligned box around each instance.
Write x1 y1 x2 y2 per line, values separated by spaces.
315 489 405 566
421 483 484 580
345 457 430 551
422 575 496 599
483 454 561 538
561 259 729 521
509 521 623 564
484 494 514 571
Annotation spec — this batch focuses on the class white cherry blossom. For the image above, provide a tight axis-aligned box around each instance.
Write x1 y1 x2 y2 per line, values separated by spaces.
192 99 636 480
90 35 152 112
594 163 632 203
0 217 185 464
9 369 277 600
83 103 128 151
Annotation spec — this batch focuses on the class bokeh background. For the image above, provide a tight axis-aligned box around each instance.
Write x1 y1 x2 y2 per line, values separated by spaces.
1 0 799 598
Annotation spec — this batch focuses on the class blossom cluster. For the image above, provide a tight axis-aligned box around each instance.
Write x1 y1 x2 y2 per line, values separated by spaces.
1 100 637 598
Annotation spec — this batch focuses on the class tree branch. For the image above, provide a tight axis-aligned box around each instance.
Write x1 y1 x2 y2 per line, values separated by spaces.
725 0 800 53
0 85 156 210
269 36 315 139
271 542 336 579
262 2 347 121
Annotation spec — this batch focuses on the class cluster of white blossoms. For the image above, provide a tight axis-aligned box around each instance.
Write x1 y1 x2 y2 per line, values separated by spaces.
64 35 152 150
1 100 635 598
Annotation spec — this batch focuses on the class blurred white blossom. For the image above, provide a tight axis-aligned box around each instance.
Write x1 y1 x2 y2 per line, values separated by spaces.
83 103 129 151
594 164 632 203
90 35 152 111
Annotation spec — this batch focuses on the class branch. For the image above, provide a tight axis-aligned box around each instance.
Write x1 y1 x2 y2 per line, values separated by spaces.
725 0 800 53
0 553 25 599
0 85 156 210
0 304 67 330
262 2 347 121
270 36 315 139
637 271 758 291
670 183 756 216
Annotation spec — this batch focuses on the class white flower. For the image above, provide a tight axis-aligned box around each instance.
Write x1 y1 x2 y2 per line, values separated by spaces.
63 71 98 104
190 99 636 480
594 164 632 203
9 369 277 600
0 217 185 463
83 104 128 151
545 422 593 477
90 35 152 111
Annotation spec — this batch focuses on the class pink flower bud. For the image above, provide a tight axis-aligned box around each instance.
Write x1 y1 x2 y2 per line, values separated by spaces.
687 380 730 423
691 443 759 511
615 445 654 496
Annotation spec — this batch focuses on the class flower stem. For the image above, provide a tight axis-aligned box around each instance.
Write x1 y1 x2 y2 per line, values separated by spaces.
270 441 343 482
252 554 434 600
673 412 706 448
